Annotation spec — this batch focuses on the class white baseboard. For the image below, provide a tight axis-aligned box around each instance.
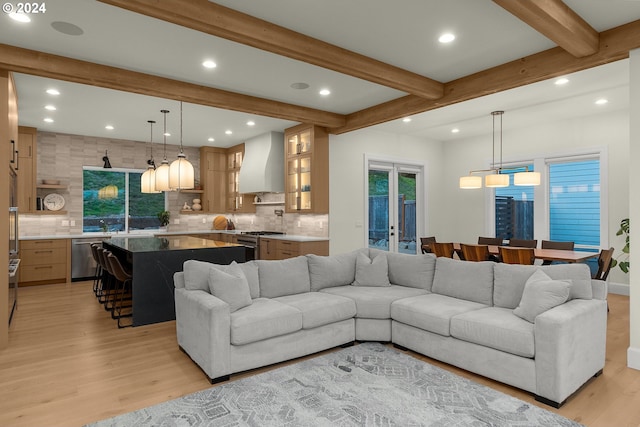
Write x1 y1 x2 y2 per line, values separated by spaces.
608 281 630 296
628 347 640 371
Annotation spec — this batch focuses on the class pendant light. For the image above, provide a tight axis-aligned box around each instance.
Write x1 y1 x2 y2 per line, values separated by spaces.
141 120 161 193
154 109 171 191
459 110 539 189
169 101 195 190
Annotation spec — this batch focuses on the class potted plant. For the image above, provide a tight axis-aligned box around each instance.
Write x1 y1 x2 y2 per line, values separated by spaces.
157 210 171 227
611 218 630 273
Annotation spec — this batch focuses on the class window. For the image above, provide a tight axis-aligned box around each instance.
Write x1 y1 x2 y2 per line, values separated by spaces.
83 167 166 233
492 154 603 254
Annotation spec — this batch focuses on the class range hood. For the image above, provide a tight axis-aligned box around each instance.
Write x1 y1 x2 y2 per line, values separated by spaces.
239 131 285 194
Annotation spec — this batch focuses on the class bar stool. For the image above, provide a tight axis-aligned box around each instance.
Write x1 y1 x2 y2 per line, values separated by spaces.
90 244 103 297
107 253 133 328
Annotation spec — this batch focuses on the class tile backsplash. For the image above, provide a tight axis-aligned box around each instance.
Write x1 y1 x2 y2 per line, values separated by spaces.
20 131 328 238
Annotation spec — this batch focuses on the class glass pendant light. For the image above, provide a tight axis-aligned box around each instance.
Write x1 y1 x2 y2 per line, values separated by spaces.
169 101 195 190
141 120 161 193
154 109 171 191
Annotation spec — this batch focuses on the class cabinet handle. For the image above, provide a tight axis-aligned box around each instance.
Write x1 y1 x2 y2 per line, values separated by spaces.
35 266 53 270
34 250 54 254
15 149 19 171
34 240 54 244
10 140 16 164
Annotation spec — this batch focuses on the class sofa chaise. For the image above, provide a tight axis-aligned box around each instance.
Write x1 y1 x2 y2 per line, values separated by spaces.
173 248 607 407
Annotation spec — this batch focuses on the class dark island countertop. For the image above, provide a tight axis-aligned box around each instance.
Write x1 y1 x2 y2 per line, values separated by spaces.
107 235 244 253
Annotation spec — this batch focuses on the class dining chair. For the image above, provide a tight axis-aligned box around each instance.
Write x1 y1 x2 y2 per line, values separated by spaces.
430 242 455 258
460 243 491 262
593 247 615 281
508 238 538 248
420 236 436 254
499 246 535 265
541 240 575 265
477 236 502 246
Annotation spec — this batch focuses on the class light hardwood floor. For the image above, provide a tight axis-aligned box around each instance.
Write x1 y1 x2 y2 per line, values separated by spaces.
0 281 638 427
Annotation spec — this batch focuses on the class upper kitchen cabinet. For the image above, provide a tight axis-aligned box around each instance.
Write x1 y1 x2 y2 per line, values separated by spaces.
284 124 329 214
17 126 36 213
226 143 255 213
200 146 226 213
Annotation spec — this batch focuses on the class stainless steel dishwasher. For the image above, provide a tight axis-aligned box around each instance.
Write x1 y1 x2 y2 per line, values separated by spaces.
71 238 106 281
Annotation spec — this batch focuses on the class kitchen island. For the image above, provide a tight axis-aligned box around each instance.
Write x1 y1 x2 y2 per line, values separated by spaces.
103 235 247 327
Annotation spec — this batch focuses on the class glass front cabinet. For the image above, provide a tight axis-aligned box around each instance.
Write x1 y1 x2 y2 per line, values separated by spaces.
284 124 329 214
226 144 255 213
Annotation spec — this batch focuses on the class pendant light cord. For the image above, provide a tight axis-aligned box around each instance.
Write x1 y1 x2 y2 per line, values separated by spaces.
161 109 169 161
180 102 184 154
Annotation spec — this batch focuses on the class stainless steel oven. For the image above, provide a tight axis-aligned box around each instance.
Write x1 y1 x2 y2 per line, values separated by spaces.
236 231 284 260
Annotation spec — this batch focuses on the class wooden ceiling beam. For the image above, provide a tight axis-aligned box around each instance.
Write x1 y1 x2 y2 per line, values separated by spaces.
493 0 599 58
330 20 640 134
0 44 346 129
97 0 444 100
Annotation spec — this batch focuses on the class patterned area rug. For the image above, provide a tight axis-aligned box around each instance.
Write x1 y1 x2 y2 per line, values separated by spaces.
87 342 582 427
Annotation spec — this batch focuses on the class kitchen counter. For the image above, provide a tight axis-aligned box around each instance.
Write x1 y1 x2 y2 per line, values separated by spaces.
20 230 328 242
107 235 242 252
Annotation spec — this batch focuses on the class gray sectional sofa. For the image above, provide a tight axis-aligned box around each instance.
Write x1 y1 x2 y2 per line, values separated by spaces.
173 248 608 407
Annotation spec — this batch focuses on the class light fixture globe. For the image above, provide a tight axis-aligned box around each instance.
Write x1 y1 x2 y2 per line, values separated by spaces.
485 173 509 188
141 166 160 193
155 159 171 191
514 171 541 186
459 175 482 189
169 153 195 190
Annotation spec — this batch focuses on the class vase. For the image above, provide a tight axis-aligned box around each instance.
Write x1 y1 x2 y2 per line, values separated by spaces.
192 198 202 211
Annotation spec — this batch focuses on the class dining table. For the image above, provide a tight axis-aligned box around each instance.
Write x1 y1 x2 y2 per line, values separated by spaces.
422 243 599 263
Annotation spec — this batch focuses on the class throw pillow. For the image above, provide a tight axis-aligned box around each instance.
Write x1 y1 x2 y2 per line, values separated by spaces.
352 252 390 287
208 262 252 312
513 269 570 323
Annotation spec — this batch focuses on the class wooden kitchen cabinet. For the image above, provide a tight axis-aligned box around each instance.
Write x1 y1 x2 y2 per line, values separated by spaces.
200 147 226 213
17 126 37 213
226 144 255 213
19 239 70 286
260 237 329 260
284 124 329 214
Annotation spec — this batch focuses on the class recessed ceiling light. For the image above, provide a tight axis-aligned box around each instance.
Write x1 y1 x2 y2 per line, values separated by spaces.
595 98 608 105
44 105 57 111
319 89 331 96
43 118 54 123
208 137 215 142
438 33 455 43
105 125 114 130
402 117 412 123
8 12 31 23
225 130 233 135
555 77 569 86
46 89 60 95
246 120 255 126
51 21 84 36
163 132 171 137
290 82 310 90
451 128 460 133
202 60 217 69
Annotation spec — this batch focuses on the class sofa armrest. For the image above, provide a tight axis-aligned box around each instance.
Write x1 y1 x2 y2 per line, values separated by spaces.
591 279 608 301
534 298 607 404
175 287 231 380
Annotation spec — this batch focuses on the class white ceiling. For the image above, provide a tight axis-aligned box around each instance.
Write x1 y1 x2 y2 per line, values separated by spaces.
1 0 639 147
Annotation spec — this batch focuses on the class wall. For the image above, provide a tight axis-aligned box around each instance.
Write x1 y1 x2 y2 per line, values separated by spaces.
20 131 328 237
628 49 639 370
328 128 444 255
440 110 630 286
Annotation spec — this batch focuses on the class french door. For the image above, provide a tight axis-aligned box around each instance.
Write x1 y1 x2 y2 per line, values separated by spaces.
366 159 423 254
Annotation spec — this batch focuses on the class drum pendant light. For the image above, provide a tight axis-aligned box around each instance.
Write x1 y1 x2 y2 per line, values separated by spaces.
141 120 161 193
169 101 195 190
154 109 171 191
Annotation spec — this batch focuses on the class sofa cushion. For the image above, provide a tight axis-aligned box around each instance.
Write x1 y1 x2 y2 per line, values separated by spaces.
256 256 311 298
274 292 356 329
307 251 358 291
352 252 390 287
183 259 260 299
391 294 487 337
208 262 252 312
494 263 592 309
513 269 571 323
431 257 494 305
450 307 535 358
370 249 436 290
230 298 302 345
320 285 427 319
